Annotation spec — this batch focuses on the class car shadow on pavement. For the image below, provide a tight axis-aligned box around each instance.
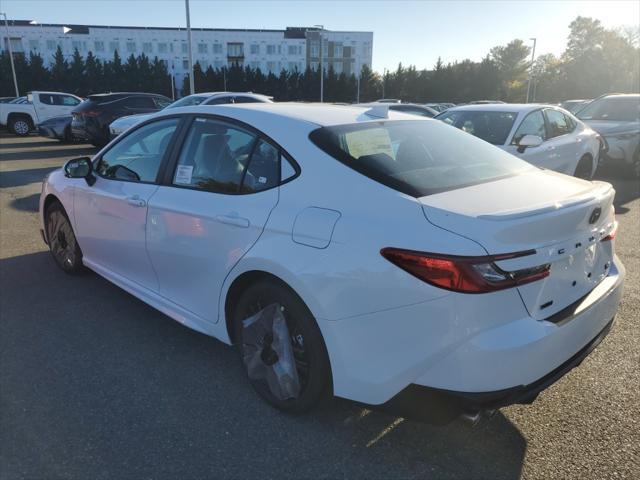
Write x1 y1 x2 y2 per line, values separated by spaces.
0 138 64 149
0 146 97 162
0 167 59 189
594 167 640 215
1 251 526 480
8 193 40 212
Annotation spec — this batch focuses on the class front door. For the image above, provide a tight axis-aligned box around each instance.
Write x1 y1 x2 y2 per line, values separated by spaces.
146 116 281 323
73 117 181 291
504 109 552 168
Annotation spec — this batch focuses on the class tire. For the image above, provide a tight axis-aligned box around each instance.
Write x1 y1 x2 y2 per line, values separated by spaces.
233 279 331 413
91 138 107 148
60 126 72 143
45 201 84 274
574 154 594 180
9 116 32 136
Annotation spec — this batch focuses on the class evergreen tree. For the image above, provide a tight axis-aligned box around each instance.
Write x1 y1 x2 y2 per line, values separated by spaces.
49 46 69 91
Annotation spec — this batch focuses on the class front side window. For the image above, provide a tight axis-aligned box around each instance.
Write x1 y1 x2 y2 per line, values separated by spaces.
310 120 534 197
97 118 180 183
437 110 517 145
38 94 54 105
172 118 257 193
545 109 573 138
511 110 546 144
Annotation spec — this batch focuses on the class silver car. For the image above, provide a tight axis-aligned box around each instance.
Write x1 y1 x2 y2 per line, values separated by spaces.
577 94 640 177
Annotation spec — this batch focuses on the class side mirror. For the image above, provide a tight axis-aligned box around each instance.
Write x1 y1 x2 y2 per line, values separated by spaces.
517 134 543 153
64 157 95 186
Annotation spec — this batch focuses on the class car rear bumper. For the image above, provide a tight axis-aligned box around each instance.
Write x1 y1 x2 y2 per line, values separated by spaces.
318 255 625 413
376 316 615 424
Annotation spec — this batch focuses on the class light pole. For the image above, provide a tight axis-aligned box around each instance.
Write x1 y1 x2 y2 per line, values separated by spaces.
314 24 324 102
382 68 387 99
185 0 195 95
525 37 537 103
1 12 19 97
356 59 360 103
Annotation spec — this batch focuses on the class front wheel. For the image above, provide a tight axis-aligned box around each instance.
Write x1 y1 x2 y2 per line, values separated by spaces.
233 280 331 413
45 202 84 274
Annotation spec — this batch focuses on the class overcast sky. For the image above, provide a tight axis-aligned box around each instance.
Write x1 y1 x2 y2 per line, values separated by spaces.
3 0 639 71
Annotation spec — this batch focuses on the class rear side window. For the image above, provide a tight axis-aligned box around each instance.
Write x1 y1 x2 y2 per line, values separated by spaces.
436 110 517 145
97 118 180 182
233 96 265 104
173 118 256 193
309 120 534 197
39 94 55 105
172 117 282 194
511 110 546 144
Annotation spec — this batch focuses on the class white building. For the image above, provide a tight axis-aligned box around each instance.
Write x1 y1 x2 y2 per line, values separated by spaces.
2 20 373 88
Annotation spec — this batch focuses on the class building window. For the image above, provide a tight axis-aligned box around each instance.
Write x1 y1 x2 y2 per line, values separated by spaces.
109 41 119 52
158 42 168 53
214 60 223 69
310 61 319 71
287 45 297 55
334 62 343 74
288 61 298 71
197 43 207 54
227 42 243 57
266 61 275 72
182 59 189 69
143 42 153 54
181 42 188 53
213 43 222 54
200 60 209 69
334 43 343 58
250 44 260 55
266 44 275 55
28 39 39 51
277 45 281 55
46 40 56 50
250 61 259 70
310 42 319 57
126 41 136 53
72 40 86 52
94 40 105 52
322 41 328 57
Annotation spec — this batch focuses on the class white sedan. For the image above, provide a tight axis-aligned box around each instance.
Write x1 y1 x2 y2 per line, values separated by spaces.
40 104 624 424
437 104 602 179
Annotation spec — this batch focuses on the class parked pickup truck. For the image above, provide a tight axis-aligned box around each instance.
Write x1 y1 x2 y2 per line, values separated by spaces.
0 91 83 136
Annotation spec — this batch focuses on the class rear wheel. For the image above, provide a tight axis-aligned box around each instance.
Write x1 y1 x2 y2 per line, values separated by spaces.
574 154 594 180
233 279 331 413
9 116 31 136
45 202 84 274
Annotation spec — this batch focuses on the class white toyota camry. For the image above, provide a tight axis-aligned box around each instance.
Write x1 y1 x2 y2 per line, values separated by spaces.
39 103 624 424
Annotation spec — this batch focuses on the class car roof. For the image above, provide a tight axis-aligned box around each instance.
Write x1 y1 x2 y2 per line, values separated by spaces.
443 103 561 113
89 92 165 98
158 102 427 127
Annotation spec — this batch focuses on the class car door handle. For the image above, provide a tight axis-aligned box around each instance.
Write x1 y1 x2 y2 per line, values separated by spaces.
126 195 146 207
215 214 250 228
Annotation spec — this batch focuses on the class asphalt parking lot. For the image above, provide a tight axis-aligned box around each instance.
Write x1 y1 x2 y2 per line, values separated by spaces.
1 132 638 480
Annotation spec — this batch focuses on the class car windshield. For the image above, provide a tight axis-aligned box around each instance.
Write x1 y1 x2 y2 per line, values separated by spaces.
436 110 517 145
309 120 534 197
166 95 211 109
578 96 640 122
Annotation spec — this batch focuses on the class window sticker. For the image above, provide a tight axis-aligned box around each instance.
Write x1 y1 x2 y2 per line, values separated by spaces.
344 127 395 160
175 165 193 184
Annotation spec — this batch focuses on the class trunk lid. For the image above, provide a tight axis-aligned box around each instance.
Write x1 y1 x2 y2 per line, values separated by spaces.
419 170 616 319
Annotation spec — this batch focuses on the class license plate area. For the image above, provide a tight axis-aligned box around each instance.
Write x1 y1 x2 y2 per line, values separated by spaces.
498 237 612 320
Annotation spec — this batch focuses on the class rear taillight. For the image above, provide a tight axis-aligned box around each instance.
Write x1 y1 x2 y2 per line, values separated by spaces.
380 248 550 294
602 221 618 242
82 110 101 117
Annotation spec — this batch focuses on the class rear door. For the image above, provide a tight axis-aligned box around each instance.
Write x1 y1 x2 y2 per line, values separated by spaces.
146 115 281 324
73 117 182 291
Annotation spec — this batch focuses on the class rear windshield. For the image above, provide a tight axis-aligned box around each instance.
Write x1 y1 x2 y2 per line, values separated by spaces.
309 120 534 197
436 110 517 145
577 96 640 122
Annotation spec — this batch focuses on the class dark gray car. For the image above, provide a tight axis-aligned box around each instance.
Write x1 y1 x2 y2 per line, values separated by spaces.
578 94 640 177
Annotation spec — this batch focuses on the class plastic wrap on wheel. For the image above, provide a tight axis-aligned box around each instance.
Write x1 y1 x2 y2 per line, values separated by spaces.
241 303 300 400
